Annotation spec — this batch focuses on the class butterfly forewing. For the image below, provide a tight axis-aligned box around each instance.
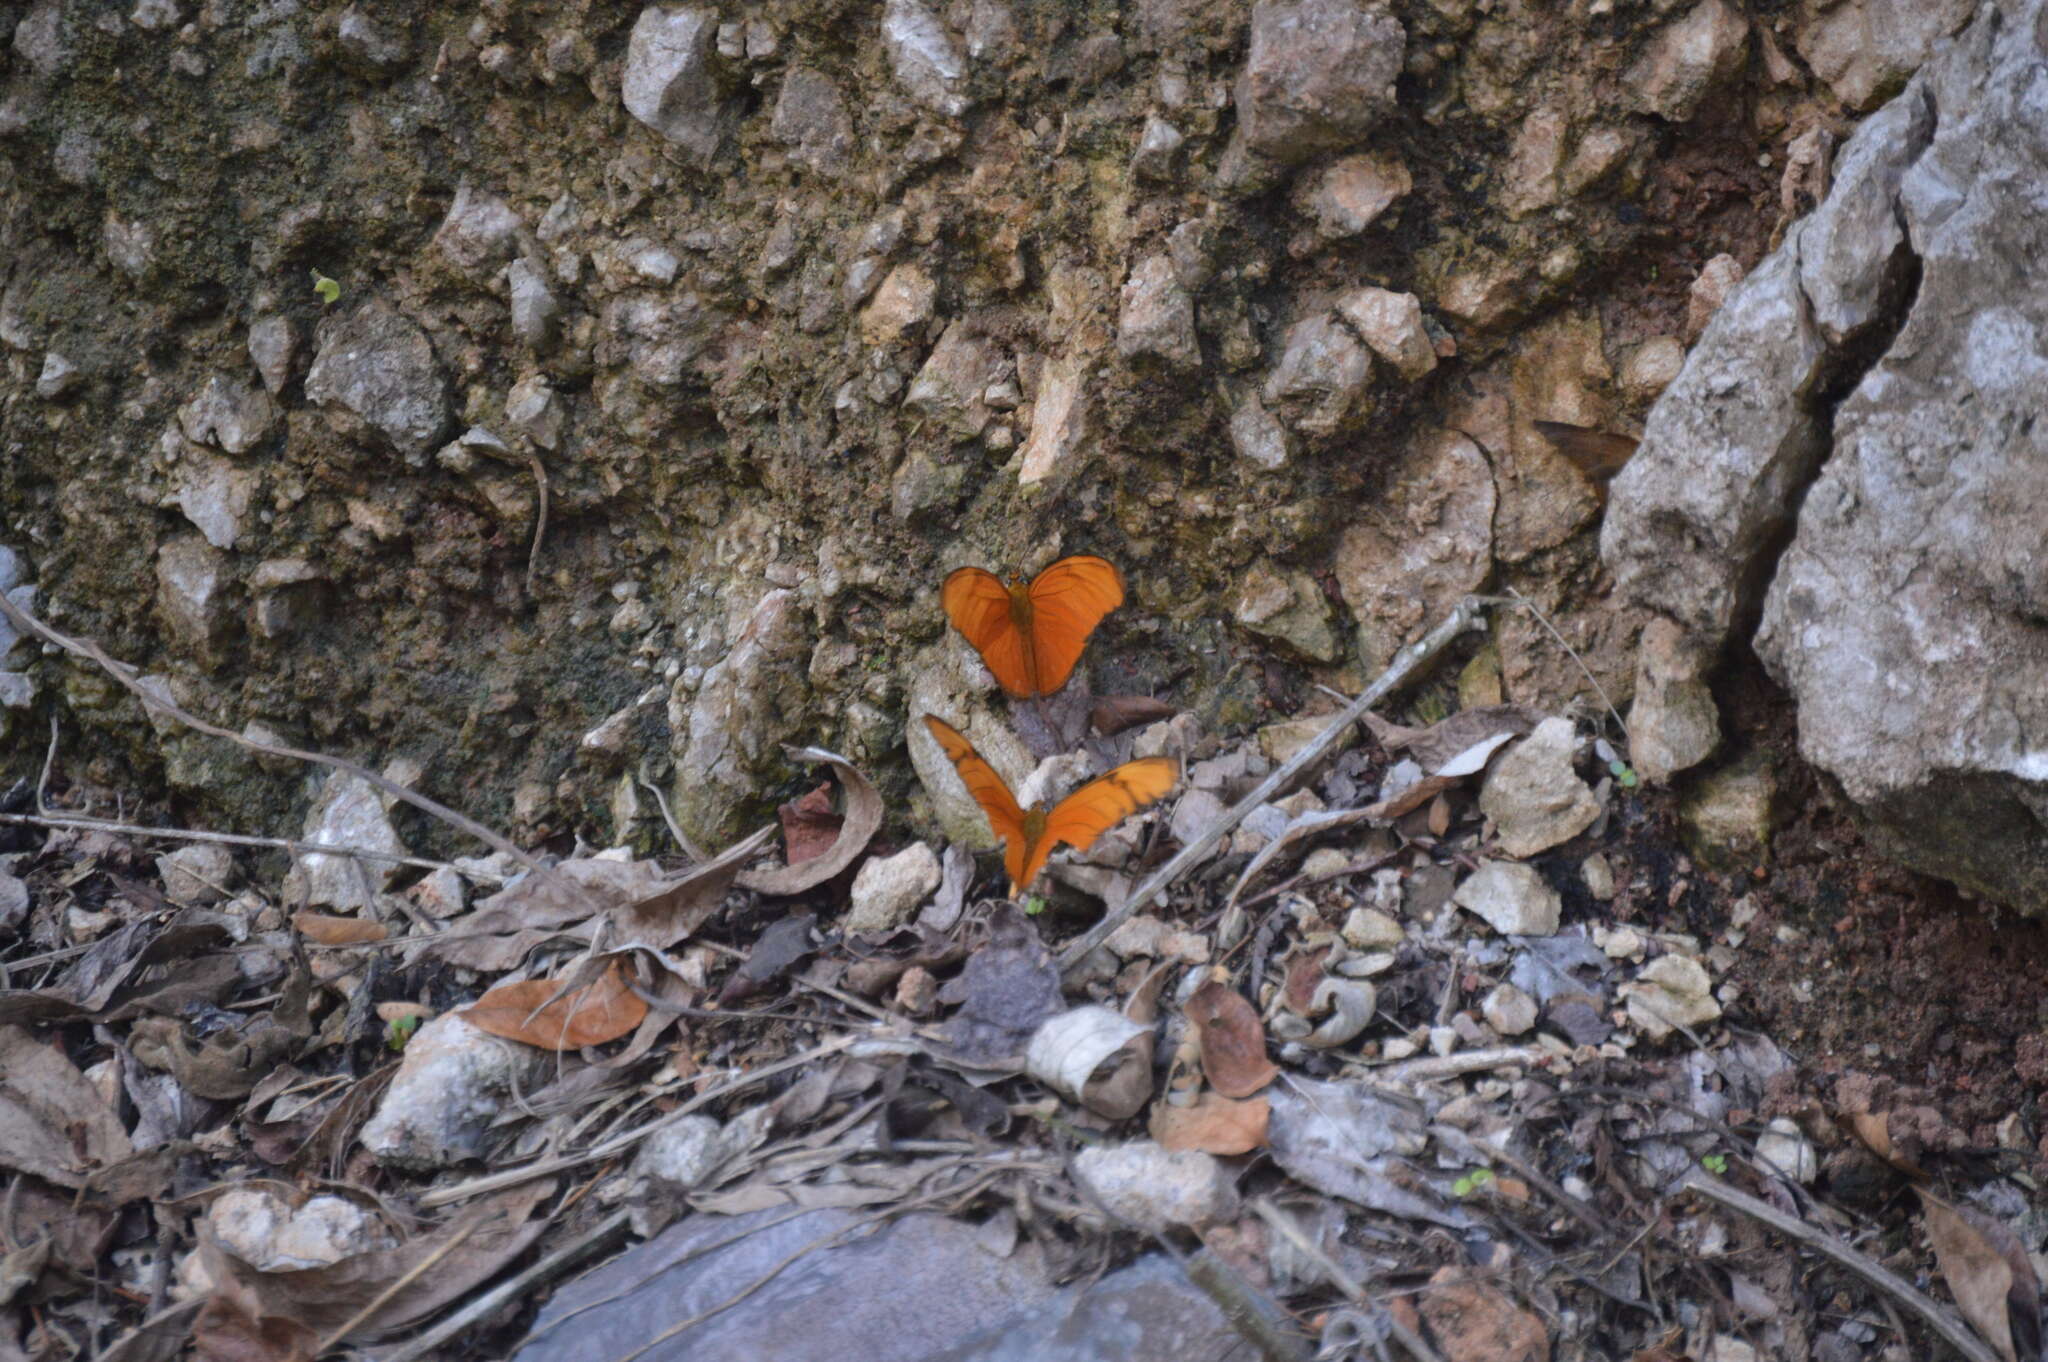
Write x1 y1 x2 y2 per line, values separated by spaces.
1024 556 1124 697
942 566 1036 697
1026 756 1180 889
922 715 1032 885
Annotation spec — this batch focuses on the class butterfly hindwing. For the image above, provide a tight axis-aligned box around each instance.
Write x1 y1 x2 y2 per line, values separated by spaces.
942 566 1036 697
921 715 1033 887
1024 555 1124 697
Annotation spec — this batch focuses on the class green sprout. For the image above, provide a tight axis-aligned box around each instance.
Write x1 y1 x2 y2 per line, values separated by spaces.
1608 758 1640 790
1701 1153 1729 1175
385 1014 420 1051
311 269 341 305
1452 1167 1495 1198
1021 894 1048 917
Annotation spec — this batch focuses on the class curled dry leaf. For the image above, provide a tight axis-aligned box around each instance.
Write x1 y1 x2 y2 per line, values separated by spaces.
737 747 882 896
462 960 649 1051
1150 1093 1271 1155
290 912 389 946
1024 1006 1153 1120
1302 978 1376 1049
1091 695 1177 738
777 781 843 867
1224 808 1377 911
1361 705 1544 774
618 823 775 945
1917 1187 2038 1362
1186 980 1278 1098
1360 773 1459 820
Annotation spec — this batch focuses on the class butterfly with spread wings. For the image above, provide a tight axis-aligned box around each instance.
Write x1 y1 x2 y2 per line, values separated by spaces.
922 715 1177 898
941 555 1125 699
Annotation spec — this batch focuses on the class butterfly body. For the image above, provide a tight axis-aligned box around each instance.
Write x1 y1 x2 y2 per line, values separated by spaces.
943 555 1124 698
923 714 1176 897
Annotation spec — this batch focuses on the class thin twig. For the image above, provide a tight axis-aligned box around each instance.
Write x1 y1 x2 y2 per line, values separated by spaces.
375 1210 633 1362
314 1217 483 1355
1502 586 1629 742
417 1033 859 1208
636 774 708 862
0 811 506 879
1059 597 1490 969
1248 1198 1445 1362
0 593 598 914
1681 1171 1999 1362
525 452 550 601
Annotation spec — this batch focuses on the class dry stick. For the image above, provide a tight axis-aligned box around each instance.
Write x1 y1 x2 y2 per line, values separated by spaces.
1248 1198 1446 1362
313 1217 484 1356
417 1032 858 1208
1681 1171 1999 1362
0 593 601 916
1058 596 1491 971
0 810 503 878
375 1209 632 1362
524 451 550 601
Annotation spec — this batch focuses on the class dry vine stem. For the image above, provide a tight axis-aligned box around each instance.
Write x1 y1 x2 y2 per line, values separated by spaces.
1058 595 1492 969
0 591 606 917
1681 1171 1999 1362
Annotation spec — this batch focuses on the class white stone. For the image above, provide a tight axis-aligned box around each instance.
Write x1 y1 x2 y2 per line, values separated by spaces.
1341 906 1405 950
209 1189 394 1272
1228 391 1292 470
1336 287 1436 381
846 841 942 933
35 352 79 399
360 1013 546 1170
1115 254 1199 371
1071 1141 1238 1231
882 0 968 116
178 374 278 454
157 843 235 906
247 315 295 394
1451 860 1561 936
284 771 409 911
1755 1117 1816 1183
1480 983 1538 1036
621 5 726 160
1478 718 1600 857
1623 954 1722 1038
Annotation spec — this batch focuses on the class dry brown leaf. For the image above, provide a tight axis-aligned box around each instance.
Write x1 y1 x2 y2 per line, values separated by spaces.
1918 1188 2034 1362
462 961 649 1051
738 747 882 896
193 1289 317 1362
1361 705 1544 773
1360 773 1460 820
1186 980 1278 1098
1281 947 1331 1014
1845 1109 1927 1178
618 824 775 945
0 1024 133 1188
1150 1093 1270 1154
290 913 389 946
1090 695 1177 738
429 858 674 970
202 1181 554 1342
778 781 843 867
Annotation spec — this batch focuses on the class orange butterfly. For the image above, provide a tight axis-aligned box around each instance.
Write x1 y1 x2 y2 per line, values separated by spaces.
922 715 1178 897
941 555 1124 699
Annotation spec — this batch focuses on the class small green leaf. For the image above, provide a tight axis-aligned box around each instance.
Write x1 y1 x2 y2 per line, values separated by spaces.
311 269 341 305
1702 1153 1728 1175
1619 768 1640 789
386 1014 420 1051
1022 895 1047 916
1452 1167 1493 1197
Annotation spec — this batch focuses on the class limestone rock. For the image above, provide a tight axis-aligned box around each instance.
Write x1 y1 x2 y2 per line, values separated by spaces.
1334 430 1494 673
1684 253 1746 341
1478 718 1598 857
433 185 524 279
505 373 565 450
1228 390 1292 470
1452 860 1560 937
1017 355 1090 488
1796 0 1972 110
772 67 853 174
177 375 277 454
1131 116 1183 181
621 5 729 161
1072 1141 1239 1231
507 258 560 348
1481 983 1537 1036
1234 0 1404 161
304 302 452 458
669 589 811 847
1624 0 1749 122
171 453 260 550
1263 311 1371 437
247 315 296 393
1115 254 1199 372
1500 105 1568 217
360 1013 546 1170
1302 152 1409 239
1620 336 1685 401
1336 287 1435 381
857 264 935 347
283 770 409 910
882 0 968 116
846 842 942 933
1232 560 1339 663
157 843 236 906
34 352 79 400
1678 752 1773 873
1627 617 1719 784
155 536 234 659
905 320 1000 436
1623 954 1721 1039
1601 232 1829 650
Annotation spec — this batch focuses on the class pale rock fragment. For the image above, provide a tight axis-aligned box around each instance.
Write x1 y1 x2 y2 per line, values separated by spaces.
846 842 942 933
1336 287 1435 381
1072 1142 1239 1231
1623 954 1721 1038
1452 860 1561 937
1478 718 1599 857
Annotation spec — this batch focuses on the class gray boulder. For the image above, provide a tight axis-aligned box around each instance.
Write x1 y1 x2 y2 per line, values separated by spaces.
304 301 451 458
